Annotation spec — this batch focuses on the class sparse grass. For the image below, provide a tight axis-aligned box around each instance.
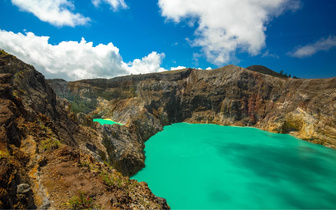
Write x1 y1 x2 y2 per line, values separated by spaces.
79 160 90 168
12 90 19 98
129 86 137 97
68 96 98 114
139 196 151 209
116 177 123 188
79 160 99 172
14 70 24 78
103 161 113 170
0 49 10 55
37 118 56 137
127 180 137 190
66 191 99 210
99 171 125 189
40 138 61 151
100 171 115 187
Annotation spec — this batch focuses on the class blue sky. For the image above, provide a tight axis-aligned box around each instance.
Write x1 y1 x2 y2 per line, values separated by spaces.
0 0 335 80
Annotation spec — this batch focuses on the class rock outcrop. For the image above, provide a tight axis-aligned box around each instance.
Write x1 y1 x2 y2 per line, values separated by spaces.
0 50 168 209
48 65 336 177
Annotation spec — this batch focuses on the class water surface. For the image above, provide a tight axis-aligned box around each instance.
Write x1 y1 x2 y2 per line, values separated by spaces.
93 118 123 125
132 123 336 209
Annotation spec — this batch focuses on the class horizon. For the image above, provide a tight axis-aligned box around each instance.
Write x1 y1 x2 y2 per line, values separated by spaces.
2 48 336 82
0 0 335 80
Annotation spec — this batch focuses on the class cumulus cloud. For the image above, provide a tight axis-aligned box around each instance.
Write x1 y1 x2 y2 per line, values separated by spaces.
124 52 166 74
92 0 128 10
205 67 212 70
158 0 300 65
289 36 336 58
11 0 90 27
0 29 166 80
170 66 186 70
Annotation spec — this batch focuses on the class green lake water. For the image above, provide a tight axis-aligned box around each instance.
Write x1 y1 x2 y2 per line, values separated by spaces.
93 118 123 125
131 123 336 209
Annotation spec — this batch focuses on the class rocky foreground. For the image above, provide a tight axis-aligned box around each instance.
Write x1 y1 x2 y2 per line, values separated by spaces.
0 51 169 209
48 62 336 177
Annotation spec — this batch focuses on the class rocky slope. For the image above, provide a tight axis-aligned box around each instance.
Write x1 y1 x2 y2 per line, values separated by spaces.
48 65 336 177
0 50 168 209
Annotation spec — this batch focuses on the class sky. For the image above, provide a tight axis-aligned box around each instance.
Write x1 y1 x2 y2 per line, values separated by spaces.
0 0 335 80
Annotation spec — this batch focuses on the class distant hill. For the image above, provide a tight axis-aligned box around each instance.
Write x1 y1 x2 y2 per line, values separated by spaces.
246 65 288 78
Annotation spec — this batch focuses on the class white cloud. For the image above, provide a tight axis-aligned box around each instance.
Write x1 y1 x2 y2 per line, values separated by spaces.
289 36 336 58
124 52 166 74
170 66 186 70
92 0 128 10
11 0 90 27
0 29 166 80
158 0 300 65
262 50 279 58
206 67 212 70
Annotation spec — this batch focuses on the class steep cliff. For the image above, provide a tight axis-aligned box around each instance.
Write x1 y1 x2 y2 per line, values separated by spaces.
48 65 336 176
0 50 168 209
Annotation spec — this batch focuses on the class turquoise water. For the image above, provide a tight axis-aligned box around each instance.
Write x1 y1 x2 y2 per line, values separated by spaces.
93 118 123 125
132 123 336 209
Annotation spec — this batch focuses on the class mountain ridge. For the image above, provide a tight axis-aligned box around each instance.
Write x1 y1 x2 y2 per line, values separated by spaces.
246 65 289 78
48 63 336 178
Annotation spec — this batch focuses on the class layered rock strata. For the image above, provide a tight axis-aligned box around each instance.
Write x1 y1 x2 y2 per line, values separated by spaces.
48 65 336 177
0 51 168 209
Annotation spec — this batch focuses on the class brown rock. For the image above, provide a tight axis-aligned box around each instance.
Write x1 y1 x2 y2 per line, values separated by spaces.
48 65 336 175
0 51 169 209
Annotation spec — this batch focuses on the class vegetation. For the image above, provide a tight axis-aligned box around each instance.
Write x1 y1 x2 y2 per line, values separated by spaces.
279 70 298 79
0 49 10 56
99 171 125 189
78 160 100 173
129 86 137 97
247 65 296 79
40 138 61 151
66 191 98 210
100 171 115 187
78 160 91 168
103 160 113 170
68 96 98 114
91 112 103 118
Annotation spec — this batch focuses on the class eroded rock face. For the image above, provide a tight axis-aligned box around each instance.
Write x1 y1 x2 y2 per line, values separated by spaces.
0 51 169 209
48 65 336 176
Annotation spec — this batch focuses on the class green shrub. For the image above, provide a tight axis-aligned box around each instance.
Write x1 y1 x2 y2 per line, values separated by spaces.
100 171 125 188
40 138 61 151
79 160 90 168
79 160 98 172
66 191 98 210
100 171 115 187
